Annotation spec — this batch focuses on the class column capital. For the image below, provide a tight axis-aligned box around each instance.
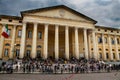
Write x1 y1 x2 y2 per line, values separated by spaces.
22 21 27 24
34 22 38 27
13 25 17 28
55 25 59 27
83 28 88 30
34 22 38 25
45 23 49 26
92 29 96 32
2 24 6 26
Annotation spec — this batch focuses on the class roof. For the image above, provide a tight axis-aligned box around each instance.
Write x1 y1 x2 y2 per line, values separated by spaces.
95 25 120 30
0 14 22 20
21 5 97 24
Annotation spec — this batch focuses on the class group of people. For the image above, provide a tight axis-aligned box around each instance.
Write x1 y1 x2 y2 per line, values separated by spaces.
0 57 120 74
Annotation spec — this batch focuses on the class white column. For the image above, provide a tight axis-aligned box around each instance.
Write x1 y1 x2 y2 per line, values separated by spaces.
88 34 92 59
75 27 79 59
31 23 38 58
84 28 89 60
19 22 26 59
55 25 59 60
108 34 113 60
10 25 16 59
65 26 69 60
92 30 97 60
102 33 106 60
115 35 119 60
0 24 5 59
43 24 48 59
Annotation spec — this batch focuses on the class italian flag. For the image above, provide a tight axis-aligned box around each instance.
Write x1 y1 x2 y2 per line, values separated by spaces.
2 24 9 38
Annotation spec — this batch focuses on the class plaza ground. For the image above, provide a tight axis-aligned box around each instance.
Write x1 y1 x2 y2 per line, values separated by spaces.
0 72 120 80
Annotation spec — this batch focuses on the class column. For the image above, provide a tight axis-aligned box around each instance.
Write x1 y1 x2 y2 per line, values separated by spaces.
115 35 119 60
88 34 92 59
10 25 16 59
65 26 69 60
19 22 26 59
108 34 113 60
102 33 106 60
84 28 89 60
0 24 5 59
55 25 59 60
31 23 38 58
92 30 97 60
75 27 79 59
43 24 48 59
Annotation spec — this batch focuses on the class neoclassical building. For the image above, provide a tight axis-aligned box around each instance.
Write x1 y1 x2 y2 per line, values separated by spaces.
0 5 120 61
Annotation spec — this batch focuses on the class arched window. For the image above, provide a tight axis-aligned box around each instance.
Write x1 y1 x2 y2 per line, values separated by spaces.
113 53 115 59
38 32 42 39
28 30 32 38
117 38 119 44
99 53 102 59
104 37 107 43
4 48 9 57
111 38 115 44
106 53 109 59
98 37 102 43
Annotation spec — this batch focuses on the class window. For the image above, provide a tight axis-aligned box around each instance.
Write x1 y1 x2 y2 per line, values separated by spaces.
16 49 20 57
119 53 120 59
26 50 31 57
99 48 102 51
98 29 100 31
28 31 32 38
99 53 102 59
113 53 115 59
104 37 107 43
37 50 41 58
5 43 10 46
9 19 12 22
19 21 22 23
37 45 41 48
18 30 22 37
106 49 108 51
117 38 119 44
92 52 94 58
105 30 107 32
8 29 11 36
27 45 31 48
98 37 102 43
111 38 115 44
16 44 20 46
38 32 42 39
106 53 109 59
4 49 9 57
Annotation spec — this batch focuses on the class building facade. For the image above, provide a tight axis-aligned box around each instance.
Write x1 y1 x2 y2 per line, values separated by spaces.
0 5 120 61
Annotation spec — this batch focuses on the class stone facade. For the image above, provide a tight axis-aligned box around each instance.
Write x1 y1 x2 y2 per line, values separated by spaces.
0 5 120 61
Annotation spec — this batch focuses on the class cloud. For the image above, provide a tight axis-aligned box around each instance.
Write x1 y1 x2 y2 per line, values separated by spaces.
0 0 120 28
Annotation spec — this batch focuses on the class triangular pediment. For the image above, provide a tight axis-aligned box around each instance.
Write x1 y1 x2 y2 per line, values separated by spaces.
21 5 97 23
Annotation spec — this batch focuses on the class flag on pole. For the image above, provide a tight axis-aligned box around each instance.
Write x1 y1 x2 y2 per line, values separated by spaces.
2 24 9 38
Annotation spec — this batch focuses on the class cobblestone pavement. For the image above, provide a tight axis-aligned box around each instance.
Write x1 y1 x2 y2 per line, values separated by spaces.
0 72 120 80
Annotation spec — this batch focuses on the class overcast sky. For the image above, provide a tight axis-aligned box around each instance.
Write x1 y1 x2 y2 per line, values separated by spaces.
0 0 120 28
